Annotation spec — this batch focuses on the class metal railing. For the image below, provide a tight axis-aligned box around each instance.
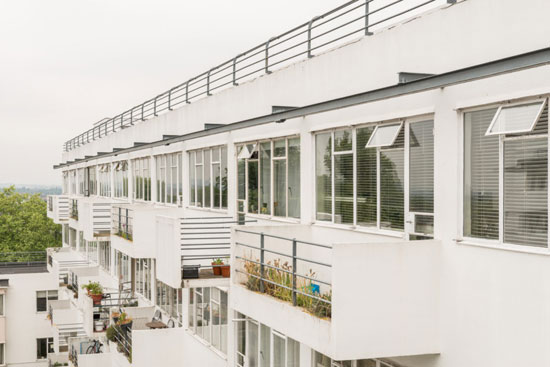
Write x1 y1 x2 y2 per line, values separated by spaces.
0 251 47 268
234 229 332 318
70 199 79 220
112 324 132 362
63 0 455 152
112 206 133 241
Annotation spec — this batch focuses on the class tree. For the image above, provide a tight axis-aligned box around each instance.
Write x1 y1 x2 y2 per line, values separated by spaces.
0 186 61 252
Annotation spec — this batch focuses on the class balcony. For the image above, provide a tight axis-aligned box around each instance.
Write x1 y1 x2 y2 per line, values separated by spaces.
112 205 133 241
155 213 254 289
47 195 70 224
231 224 441 361
68 335 111 367
80 199 113 242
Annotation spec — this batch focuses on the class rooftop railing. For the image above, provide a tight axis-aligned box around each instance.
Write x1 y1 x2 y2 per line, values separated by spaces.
63 0 455 152
234 229 332 318
0 251 47 268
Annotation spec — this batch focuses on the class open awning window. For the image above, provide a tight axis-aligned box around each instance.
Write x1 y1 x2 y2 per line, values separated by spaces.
485 100 546 136
365 122 403 148
237 143 258 159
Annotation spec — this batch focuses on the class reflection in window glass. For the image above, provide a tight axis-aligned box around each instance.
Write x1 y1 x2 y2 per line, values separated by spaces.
315 133 332 221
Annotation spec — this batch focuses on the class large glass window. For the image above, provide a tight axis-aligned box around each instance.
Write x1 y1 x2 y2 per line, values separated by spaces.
113 161 129 198
133 157 151 201
315 121 432 234
135 258 152 301
87 166 97 196
156 152 183 205
464 101 548 247
189 147 228 209
99 241 111 272
235 313 299 367
189 287 228 354
78 168 85 195
237 137 300 218
156 280 182 325
98 164 111 197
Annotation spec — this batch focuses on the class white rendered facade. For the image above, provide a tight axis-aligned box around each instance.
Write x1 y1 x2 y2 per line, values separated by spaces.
41 0 550 366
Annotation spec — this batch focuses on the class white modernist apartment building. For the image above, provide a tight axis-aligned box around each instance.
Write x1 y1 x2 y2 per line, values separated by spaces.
39 0 550 366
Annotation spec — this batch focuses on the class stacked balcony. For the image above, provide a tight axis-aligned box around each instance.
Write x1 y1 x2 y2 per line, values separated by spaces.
47 195 70 224
231 224 441 361
80 199 113 242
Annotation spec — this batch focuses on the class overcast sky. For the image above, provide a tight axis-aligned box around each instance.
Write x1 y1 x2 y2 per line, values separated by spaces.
0 0 345 186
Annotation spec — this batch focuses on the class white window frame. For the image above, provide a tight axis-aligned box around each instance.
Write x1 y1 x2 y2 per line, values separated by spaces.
485 99 546 136
365 121 403 148
188 287 228 355
461 99 550 251
189 146 227 210
236 135 300 219
155 152 183 206
132 157 151 201
36 290 58 313
0 294 4 317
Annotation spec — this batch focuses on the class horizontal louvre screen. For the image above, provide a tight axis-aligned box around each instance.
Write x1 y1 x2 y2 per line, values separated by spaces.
409 121 434 213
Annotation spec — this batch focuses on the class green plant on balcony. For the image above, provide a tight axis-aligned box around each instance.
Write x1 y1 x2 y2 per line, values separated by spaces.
243 257 331 318
81 281 104 304
115 229 133 241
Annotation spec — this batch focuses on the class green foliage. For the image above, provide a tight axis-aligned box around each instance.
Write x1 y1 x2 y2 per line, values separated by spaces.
243 257 331 318
0 186 61 252
106 325 118 342
82 281 103 295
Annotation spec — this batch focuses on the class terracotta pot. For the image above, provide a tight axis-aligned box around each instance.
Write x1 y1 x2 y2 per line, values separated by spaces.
90 293 103 305
221 265 230 278
212 262 222 276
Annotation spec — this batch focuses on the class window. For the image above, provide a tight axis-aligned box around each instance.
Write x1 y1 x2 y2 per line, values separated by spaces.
36 290 58 312
155 280 182 325
235 312 299 367
78 168 85 195
189 287 228 354
69 228 77 249
135 259 152 301
37 337 54 359
99 241 111 272
70 170 76 195
87 166 97 196
237 137 300 218
189 146 228 209
464 101 548 247
113 161 129 198
486 100 545 135
315 121 433 235
156 152 183 204
63 224 69 246
0 343 4 365
98 164 111 197
133 157 151 201
0 294 4 316
63 171 69 194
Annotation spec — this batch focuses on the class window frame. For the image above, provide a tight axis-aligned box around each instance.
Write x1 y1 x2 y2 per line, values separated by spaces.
188 287 228 355
36 290 58 313
365 121 403 148
461 99 550 250
313 118 433 237
189 146 228 211
132 156 152 202
485 99 546 136
155 152 183 206
36 337 54 360
236 135 301 220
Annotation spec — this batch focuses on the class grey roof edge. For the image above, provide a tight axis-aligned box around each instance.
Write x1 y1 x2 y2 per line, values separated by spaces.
54 46 550 170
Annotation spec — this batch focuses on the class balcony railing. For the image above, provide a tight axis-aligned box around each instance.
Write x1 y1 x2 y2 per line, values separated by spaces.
112 206 133 241
111 324 132 362
234 229 332 318
69 336 107 367
63 0 455 152
70 199 79 220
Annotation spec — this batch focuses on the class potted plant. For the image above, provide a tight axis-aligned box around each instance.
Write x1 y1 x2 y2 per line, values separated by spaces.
112 311 121 324
117 312 133 333
212 258 223 276
220 259 230 278
82 282 104 305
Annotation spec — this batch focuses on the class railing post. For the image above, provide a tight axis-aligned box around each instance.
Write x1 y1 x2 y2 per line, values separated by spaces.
232 56 239 86
260 233 265 293
154 96 158 116
265 38 275 74
118 207 121 235
365 0 373 35
307 16 320 58
120 113 124 129
125 209 129 239
168 89 173 110
141 103 145 121
130 108 134 125
186 80 191 104
292 238 297 306
207 69 213 96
